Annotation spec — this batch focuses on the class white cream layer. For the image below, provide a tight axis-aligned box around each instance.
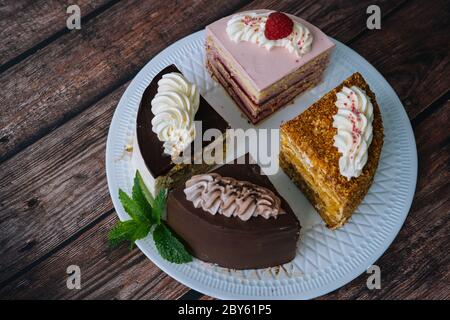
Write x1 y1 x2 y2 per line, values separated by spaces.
333 86 374 180
151 72 200 159
226 11 313 57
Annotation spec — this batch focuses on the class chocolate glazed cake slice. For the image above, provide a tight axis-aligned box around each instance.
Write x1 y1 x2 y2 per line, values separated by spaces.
132 65 230 194
167 157 301 269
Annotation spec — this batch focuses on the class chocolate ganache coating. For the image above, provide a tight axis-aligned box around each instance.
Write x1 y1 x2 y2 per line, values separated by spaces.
167 160 301 269
136 65 229 178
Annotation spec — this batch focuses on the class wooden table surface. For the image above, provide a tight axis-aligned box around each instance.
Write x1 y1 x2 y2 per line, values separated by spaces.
0 0 448 300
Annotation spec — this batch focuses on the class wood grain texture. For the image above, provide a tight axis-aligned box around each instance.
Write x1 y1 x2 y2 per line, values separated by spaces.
0 0 112 66
0 0 405 163
0 214 190 299
0 0 247 162
0 81 192 299
239 0 407 43
0 0 448 300
349 0 450 119
0 0 407 296
318 99 450 299
0 83 125 285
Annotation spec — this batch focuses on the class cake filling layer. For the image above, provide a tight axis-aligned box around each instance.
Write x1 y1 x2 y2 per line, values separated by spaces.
207 54 326 123
206 37 331 104
205 9 335 92
280 133 346 228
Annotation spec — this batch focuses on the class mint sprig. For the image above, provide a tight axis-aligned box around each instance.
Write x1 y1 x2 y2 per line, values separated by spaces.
152 188 167 225
108 171 192 264
153 224 192 263
118 189 150 224
132 173 153 222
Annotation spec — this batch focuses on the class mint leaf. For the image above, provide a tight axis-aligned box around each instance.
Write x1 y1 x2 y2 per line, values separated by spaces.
108 220 139 247
132 172 153 222
152 189 168 224
110 178 191 265
153 224 192 264
119 189 150 225
132 223 151 242
108 219 151 249
136 170 155 207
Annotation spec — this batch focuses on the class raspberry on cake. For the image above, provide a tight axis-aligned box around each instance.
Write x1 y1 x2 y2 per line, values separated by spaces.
205 9 335 124
264 12 294 40
280 73 384 229
132 65 229 195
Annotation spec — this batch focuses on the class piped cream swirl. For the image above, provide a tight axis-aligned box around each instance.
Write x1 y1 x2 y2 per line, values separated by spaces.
333 86 374 180
151 72 200 158
226 12 313 57
184 173 285 221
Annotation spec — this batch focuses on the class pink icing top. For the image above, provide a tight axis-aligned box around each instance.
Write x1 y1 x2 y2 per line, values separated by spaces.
206 10 335 91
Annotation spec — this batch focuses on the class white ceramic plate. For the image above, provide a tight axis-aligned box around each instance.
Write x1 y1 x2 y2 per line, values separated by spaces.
105 30 417 299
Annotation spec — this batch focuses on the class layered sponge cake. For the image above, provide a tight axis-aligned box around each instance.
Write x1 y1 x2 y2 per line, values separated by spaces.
280 73 384 229
206 9 335 124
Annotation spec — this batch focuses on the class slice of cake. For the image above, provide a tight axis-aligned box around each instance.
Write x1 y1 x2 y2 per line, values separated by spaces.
132 65 229 194
280 72 384 229
167 155 301 269
206 9 335 124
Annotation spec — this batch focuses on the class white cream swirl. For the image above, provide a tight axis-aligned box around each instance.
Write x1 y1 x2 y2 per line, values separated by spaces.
151 72 200 158
226 12 313 57
184 173 285 221
333 86 374 180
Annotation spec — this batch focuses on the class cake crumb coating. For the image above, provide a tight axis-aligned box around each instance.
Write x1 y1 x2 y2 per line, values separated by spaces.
280 72 384 229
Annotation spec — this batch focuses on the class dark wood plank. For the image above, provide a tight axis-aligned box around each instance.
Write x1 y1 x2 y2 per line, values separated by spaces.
0 0 249 288
0 0 405 163
349 0 450 119
1 0 447 300
239 0 408 43
0 214 190 299
0 0 247 163
0 0 406 294
0 83 124 284
318 99 450 299
0 80 193 299
0 0 112 66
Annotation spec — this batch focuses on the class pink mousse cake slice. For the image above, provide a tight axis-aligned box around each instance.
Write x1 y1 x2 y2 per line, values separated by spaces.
206 9 335 124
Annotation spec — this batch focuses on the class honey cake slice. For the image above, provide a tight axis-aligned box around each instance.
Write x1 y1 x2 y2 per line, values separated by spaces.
280 72 384 229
